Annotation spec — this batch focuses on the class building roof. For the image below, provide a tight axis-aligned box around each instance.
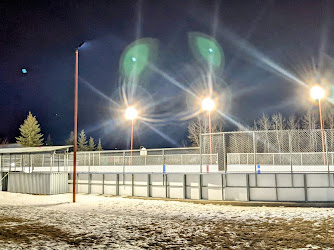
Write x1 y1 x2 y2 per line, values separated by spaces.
0 146 72 154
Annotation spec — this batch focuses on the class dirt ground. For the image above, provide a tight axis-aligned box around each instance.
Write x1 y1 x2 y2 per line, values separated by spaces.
0 194 334 249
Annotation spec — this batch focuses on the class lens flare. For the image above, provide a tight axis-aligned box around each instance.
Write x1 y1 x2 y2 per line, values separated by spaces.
125 107 138 120
310 85 325 100
201 97 215 111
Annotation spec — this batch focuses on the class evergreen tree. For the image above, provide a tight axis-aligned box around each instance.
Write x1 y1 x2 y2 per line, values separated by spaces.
45 134 53 146
96 138 103 151
88 137 96 151
78 130 88 151
16 112 44 147
66 131 74 145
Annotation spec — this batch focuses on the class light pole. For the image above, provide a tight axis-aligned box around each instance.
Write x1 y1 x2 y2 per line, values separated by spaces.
73 42 85 203
201 97 215 164
125 106 138 165
310 85 326 164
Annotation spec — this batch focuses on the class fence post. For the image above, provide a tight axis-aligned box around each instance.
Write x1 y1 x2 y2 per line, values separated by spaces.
304 174 308 201
325 131 329 173
147 174 151 197
199 134 203 173
288 131 293 173
162 150 165 173
88 153 91 173
199 174 202 199
246 174 250 201
123 151 125 173
253 132 257 187
223 133 226 173
102 174 105 195
9 154 11 172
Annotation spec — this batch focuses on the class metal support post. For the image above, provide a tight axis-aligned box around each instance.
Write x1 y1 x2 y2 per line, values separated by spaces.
221 174 225 201
288 131 293 173
246 174 250 201
275 174 278 201
102 174 105 195
147 174 151 197
165 174 168 198
253 132 257 187
88 173 91 194
122 151 125 174
131 174 134 196
9 154 11 172
88 153 91 173
116 174 119 196
223 133 226 172
199 135 203 173
183 174 186 199
50 153 52 173
325 132 330 173
199 174 202 200
304 174 308 202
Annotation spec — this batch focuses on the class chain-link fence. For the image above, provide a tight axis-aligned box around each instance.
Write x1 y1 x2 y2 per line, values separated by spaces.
67 147 216 167
0 153 69 172
0 147 218 173
201 129 334 172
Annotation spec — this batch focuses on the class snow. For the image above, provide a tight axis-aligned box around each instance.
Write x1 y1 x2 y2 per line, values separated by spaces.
1 191 334 249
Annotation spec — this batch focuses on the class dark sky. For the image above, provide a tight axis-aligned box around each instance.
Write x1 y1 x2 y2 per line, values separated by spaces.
1 0 334 149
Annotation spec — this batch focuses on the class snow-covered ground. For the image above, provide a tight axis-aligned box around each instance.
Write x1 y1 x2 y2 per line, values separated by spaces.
1 191 334 249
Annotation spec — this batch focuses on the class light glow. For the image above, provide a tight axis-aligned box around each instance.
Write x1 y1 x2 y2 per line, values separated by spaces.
125 107 138 120
310 85 325 100
201 97 215 112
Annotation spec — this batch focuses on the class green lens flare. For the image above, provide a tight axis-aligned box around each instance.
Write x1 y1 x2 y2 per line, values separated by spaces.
120 38 158 79
123 43 149 77
188 32 224 71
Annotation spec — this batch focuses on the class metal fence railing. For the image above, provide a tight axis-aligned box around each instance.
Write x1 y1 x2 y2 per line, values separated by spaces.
201 129 334 172
0 147 218 173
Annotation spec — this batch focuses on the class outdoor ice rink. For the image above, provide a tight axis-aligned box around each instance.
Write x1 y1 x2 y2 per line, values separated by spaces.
0 192 333 249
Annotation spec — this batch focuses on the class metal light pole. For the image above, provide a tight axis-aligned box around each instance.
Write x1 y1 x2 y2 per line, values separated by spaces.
201 97 215 164
73 42 84 203
73 49 78 203
125 106 138 165
310 85 326 164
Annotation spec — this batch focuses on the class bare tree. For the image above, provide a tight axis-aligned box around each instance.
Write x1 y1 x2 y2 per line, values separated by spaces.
287 114 300 151
287 115 300 130
255 114 272 152
0 138 9 144
180 139 188 147
187 117 223 148
188 117 206 147
271 113 286 153
302 108 319 151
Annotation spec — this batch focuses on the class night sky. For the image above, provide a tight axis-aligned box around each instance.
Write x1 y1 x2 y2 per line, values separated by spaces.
1 0 334 149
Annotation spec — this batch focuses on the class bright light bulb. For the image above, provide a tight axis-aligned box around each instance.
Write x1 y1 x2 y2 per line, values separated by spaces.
209 48 213 53
131 57 136 62
310 85 325 100
201 97 215 112
10 162 15 167
125 107 138 120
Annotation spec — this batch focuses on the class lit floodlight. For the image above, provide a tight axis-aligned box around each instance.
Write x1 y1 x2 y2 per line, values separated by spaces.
201 97 215 112
310 85 325 100
125 107 138 120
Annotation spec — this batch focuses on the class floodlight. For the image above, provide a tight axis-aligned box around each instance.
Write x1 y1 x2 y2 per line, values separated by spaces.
310 85 325 100
125 107 138 120
201 97 215 112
